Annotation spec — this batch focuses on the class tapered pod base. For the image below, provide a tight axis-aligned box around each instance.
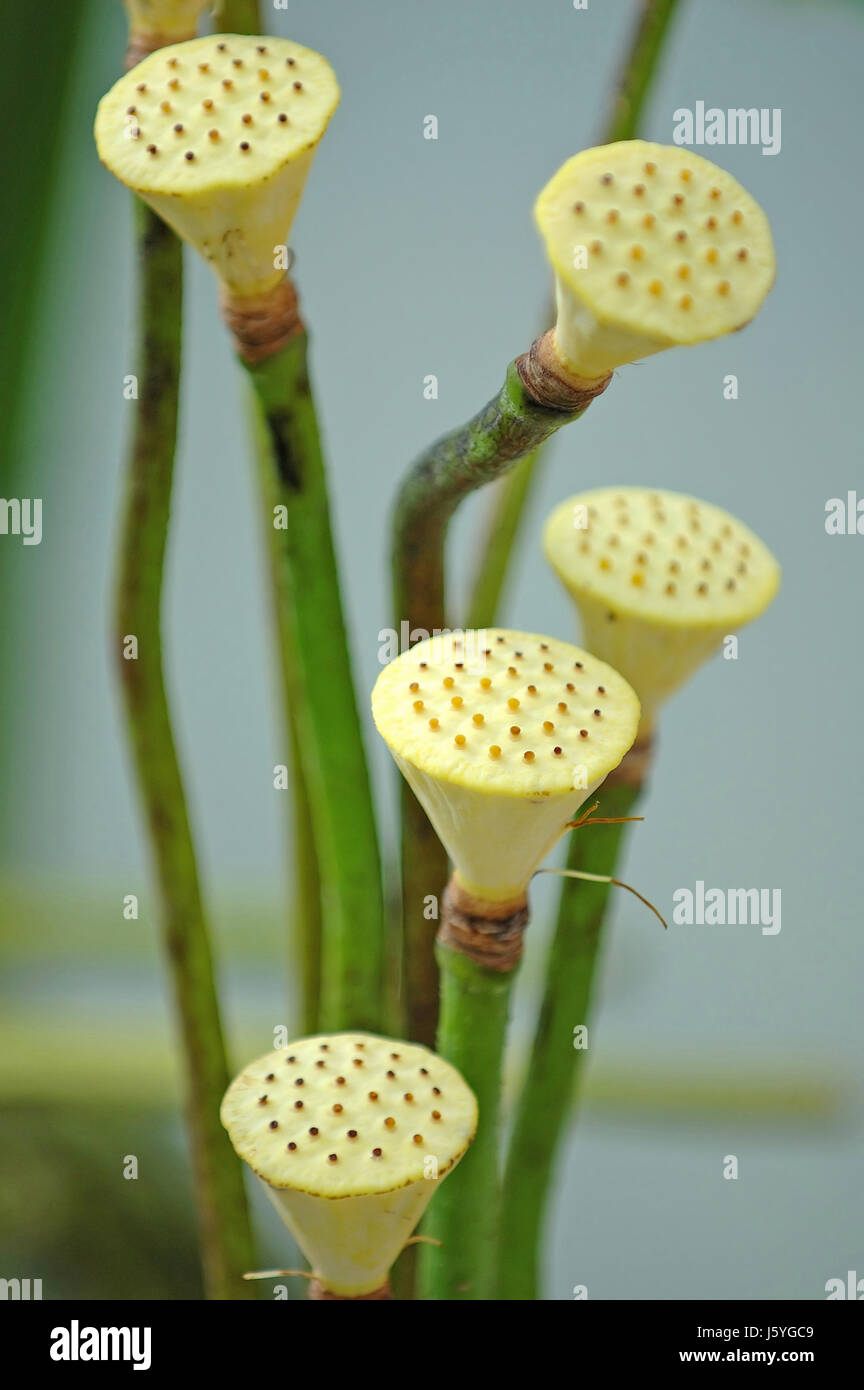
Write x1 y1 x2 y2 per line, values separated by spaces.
309 1280 392 1300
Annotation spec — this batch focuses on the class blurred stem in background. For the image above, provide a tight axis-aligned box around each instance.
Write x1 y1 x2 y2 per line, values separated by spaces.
464 0 683 631
0 1 88 850
215 0 325 1036
114 197 255 1299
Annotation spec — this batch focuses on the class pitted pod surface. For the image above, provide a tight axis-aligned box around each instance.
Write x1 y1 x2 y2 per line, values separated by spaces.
96 34 339 192
220 1034 478 1198
536 140 775 348
371 628 640 796
544 487 780 628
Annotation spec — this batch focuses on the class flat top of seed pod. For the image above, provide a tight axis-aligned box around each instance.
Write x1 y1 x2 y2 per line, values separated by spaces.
371 629 640 796
535 140 775 347
95 34 339 195
221 1034 477 1199
544 487 780 628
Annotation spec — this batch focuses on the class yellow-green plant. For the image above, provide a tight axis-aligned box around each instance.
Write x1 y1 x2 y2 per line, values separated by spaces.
373 629 640 1298
499 488 780 1298
393 138 775 1052
222 1033 477 1298
96 34 386 1033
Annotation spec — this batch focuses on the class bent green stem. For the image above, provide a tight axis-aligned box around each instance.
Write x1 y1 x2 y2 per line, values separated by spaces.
464 0 683 630
393 356 603 1050
115 202 256 1299
242 322 386 1032
419 941 514 1300
498 778 643 1300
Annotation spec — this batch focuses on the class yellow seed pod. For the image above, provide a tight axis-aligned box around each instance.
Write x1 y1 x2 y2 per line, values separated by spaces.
95 34 340 297
535 140 775 378
544 487 781 733
221 1034 477 1297
371 629 640 902
123 1 209 43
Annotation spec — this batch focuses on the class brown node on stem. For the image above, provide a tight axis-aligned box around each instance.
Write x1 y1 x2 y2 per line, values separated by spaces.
221 276 303 364
437 874 529 973
516 330 613 411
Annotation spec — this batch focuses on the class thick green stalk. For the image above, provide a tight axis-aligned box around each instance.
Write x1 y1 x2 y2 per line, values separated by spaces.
115 202 255 1299
243 328 386 1031
216 0 325 1039
393 360 599 1050
499 779 642 1300
419 941 515 1300
464 0 683 630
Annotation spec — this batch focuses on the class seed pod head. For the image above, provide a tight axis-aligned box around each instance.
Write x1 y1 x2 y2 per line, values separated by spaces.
372 629 640 902
535 141 775 378
123 1 209 43
95 34 340 297
544 487 781 733
221 1033 477 1297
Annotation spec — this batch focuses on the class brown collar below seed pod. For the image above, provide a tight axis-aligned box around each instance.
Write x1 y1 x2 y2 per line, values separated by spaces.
438 875 529 972
516 331 612 412
221 277 305 364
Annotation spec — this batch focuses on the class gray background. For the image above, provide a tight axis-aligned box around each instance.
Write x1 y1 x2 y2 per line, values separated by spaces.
5 0 862 1298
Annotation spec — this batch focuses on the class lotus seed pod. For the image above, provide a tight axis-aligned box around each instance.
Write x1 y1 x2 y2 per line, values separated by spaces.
95 34 340 297
535 140 775 379
544 487 781 733
371 629 640 903
123 1 209 44
221 1033 477 1298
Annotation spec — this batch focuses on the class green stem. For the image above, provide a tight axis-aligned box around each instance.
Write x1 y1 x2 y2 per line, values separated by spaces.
215 0 324 1037
115 202 256 1299
463 0 683 630
392 360 594 636
290 720 322 1034
463 446 540 630
602 0 683 145
393 361 597 1051
242 327 386 1032
399 783 445 1047
214 0 262 31
419 941 515 1300
498 779 642 1300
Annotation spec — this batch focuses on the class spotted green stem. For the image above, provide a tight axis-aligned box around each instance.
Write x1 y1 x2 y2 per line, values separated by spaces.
393 362 596 1049
115 201 256 1299
242 325 387 1031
